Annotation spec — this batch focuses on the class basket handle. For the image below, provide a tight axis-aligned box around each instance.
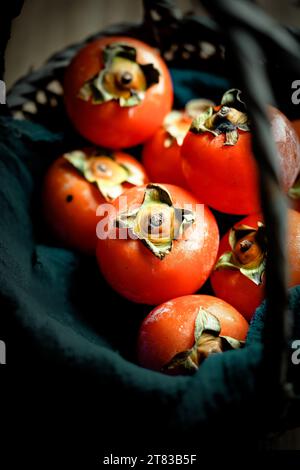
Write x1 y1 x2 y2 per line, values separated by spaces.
200 0 300 403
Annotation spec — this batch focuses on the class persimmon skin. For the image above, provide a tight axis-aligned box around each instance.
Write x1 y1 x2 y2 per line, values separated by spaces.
289 198 300 213
96 184 219 305
181 107 300 215
287 209 300 287
210 210 300 321
289 120 300 212
64 36 173 149
43 152 148 254
137 294 249 371
182 131 258 214
142 123 190 188
292 119 300 140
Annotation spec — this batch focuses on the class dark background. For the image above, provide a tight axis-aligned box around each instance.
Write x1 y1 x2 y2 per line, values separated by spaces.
5 0 300 89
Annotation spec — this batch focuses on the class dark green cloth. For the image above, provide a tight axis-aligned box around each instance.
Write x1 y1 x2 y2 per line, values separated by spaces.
1 114 300 455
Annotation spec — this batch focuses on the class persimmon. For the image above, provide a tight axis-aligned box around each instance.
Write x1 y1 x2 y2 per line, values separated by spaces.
96 183 219 304
138 295 248 373
210 209 300 321
181 89 300 214
64 36 173 148
43 148 147 254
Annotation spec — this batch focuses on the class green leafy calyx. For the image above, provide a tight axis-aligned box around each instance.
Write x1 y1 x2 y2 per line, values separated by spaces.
78 43 160 107
64 149 144 201
116 183 195 259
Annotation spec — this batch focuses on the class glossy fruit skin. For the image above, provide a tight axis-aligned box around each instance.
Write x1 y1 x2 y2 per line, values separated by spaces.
43 152 147 254
181 107 300 215
287 209 300 287
292 119 300 140
289 197 300 213
137 294 249 371
142 118 191 187
96 184 219 305
210 210 300 321
64 36 173 149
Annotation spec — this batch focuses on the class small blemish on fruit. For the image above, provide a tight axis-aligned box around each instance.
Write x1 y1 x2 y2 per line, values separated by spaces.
66 194 73 203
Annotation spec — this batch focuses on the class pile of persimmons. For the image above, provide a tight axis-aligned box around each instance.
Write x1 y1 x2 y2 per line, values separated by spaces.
42 36 300 374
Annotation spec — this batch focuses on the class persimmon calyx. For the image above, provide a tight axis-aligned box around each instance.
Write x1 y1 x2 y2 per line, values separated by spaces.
163 99 215 147
214 222 267 285
190 88 250 146
64 149 143 201
163 308 244 373
163 111 191 148
78 43 160 107
116 183 195 260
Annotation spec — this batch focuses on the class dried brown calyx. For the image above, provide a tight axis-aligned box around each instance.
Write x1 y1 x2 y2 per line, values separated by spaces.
190 88 251 146
116 184 195 259
78 43 160 107
214 222 267 285
163 308 244 374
